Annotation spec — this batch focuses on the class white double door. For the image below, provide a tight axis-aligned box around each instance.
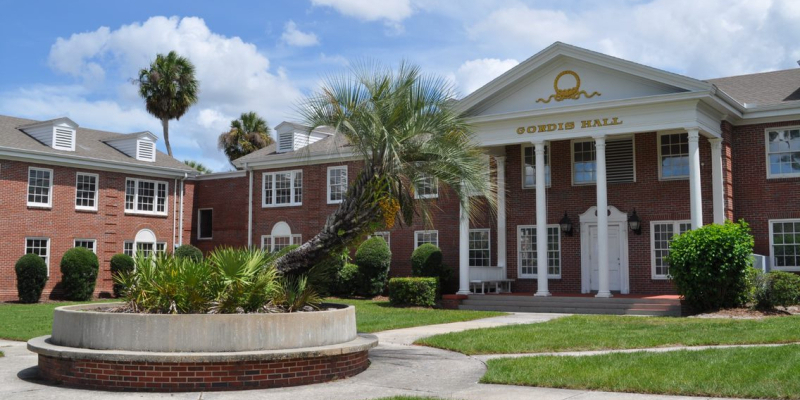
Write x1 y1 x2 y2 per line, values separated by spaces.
588 223 622 292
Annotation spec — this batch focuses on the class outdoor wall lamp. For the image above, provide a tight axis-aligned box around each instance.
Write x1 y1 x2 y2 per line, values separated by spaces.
559 211 573 236
628 209 642 235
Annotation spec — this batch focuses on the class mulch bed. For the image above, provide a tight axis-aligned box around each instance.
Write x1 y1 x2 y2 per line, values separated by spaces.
691 306 800 319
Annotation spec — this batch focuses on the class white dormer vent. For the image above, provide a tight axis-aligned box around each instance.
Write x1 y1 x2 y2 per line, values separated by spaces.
18 117 78 152
274 121 334 153
278 131 294 153
52 127 76 151
136 140 156 162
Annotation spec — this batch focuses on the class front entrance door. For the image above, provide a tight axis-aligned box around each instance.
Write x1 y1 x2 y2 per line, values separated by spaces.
589 224 622 292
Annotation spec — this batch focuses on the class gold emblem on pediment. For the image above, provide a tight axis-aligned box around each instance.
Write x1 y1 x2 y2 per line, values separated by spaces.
536 70 601 104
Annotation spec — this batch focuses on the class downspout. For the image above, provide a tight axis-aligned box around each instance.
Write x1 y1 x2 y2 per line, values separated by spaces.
179 173 187 246
172 178 178 249
247 163 253 248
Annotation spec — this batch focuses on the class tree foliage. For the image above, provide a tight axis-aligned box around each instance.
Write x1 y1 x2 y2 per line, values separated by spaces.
183 160 212 174
218 111 273 167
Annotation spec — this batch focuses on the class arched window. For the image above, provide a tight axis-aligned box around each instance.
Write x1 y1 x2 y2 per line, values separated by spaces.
123 229 166 256
261 222 302 252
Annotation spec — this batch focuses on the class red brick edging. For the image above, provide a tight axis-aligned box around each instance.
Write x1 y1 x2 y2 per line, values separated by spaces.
37 350 370 392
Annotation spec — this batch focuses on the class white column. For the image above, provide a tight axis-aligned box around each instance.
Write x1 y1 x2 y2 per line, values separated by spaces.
494 156 507 270
533 141 551 297
594 136 612 298
457 202 471 295
688 129 703 229
709 138 725 224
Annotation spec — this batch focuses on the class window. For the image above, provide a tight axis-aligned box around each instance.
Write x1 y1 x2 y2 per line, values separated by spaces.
517 225 560 278
74 239 96 253
660 133 689 179
572 140 596 184
125 178 168 215
651 220 691 279
75 173 98 210
469 229 491 267
327 166 348 204
766 128 800 178
572 138 635 184
414 230 439 248
27 167 53 207
197 208 213 240
25 238 50 275
770 220 800 270
372 231 391 248
123 241 134 257
261 234 302 252
415 175 438 199
522 145 551 188
263 170 303 207
156 242 167 254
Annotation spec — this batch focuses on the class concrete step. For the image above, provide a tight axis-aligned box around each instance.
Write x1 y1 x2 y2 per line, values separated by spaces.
459 304 627 314
466 295 680 305
459 297 683 316
461 300 676 310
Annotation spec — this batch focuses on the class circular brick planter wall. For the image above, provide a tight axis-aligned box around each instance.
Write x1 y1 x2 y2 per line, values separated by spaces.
28 303 378 392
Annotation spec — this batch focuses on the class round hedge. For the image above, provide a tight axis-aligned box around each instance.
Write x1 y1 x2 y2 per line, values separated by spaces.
60 247 99 301
110 253 135 298
15 253 48 303
411 244 451 294
767 271 800 308
354 236 391 297
174 244 203 262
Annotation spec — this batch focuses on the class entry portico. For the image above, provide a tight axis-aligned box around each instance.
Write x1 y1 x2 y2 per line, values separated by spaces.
454 42 731 296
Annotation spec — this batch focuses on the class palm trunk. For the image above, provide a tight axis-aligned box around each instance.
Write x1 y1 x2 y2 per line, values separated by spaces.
274 166 383 274
162 118 173 157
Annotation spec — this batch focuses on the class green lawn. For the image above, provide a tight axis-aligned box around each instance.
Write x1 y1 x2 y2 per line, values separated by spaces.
331 298 504 333
417 314 800 354
483 345 800 399
0 301 115 341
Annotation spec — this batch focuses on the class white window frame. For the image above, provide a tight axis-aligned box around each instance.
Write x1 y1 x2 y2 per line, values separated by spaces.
765 127 800 179
123 241 134 257
197 208 213 240
75 172 99 211
74 239 97 254
521 144 551 189
414 230 439 248
658 132 690 180
260 234 302 252
27 167 53 208
650 220 691 279
156 242 167 254
517 225 561 279
571 139 597 186
769 219 800 271
25 237 50 276
262 170 303 207
372 231 391 248
124 178 169 216
327 166 348 204
414 175 439 199
468 228 491 267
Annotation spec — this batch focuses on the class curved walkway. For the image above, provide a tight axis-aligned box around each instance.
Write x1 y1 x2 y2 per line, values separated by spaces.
0 312 768 400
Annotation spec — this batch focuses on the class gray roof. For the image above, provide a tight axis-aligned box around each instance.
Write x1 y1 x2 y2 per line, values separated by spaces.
234 132 353 166
707 68 800 107
0 114 195 173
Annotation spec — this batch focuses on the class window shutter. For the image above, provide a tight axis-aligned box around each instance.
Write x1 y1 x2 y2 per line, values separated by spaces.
53 128 75 151
606 138 634 183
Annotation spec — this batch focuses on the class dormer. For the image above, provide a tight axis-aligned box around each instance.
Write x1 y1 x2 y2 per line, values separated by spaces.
18 117 78 152
104 132 159 162
275 122 334 153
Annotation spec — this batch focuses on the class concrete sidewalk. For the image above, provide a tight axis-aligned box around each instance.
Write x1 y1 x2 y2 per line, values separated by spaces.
0 313 753 400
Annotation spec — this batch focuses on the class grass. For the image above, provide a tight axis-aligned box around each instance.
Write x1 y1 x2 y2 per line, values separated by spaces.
0 301 115 341
331 298 505 333
369 398 448 400
417 314 800 354
483 345 800 399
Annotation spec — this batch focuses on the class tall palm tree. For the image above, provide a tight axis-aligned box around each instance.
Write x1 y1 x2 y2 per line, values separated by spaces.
137 51 199 157
183 160 212 174
274 61 494 274
218 112 273 167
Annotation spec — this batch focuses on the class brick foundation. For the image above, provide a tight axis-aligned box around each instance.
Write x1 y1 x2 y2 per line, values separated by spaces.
441 294 467 309
37 351 370 392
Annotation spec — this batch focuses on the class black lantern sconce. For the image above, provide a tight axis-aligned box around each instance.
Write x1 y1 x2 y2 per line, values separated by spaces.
559 211 573 236
628 209 642 235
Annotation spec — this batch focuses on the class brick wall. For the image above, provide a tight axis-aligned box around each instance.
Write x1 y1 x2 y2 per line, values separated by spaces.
191 175 249 253
0 159 194 301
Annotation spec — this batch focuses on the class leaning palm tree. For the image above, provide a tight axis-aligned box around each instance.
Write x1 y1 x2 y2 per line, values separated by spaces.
136 51 199 157
218 112 273 167
183 160 212 174
274 61 494 274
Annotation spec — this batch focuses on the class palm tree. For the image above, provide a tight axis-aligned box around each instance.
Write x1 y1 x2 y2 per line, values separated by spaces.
218 112 273 167
183 160 212 174
274 61 494 274
137 51 199 157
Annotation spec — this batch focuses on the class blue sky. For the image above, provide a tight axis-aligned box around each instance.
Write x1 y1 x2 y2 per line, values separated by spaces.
1 0 799 171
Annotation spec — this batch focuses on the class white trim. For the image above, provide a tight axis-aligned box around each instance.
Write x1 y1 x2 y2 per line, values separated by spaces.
262 170 303 207
124 178 169 216
327 165 348 204
649 220 691 279
260 234 302 252
196 208 213 240
414 230 439 248
657 132 690 181
769 219 800 271
468 228 492 267
74 238 97 254
74 172 99 211
520 143 551 189
516 224 561 279
414 175 439 199
25 237 50 276
765 127 800 179
27 167 53 208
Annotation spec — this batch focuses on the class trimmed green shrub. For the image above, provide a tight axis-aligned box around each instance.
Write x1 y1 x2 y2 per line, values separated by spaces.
333 263 359 297
411 244 451 295
15 254 48 303
668 221 754 313
60 247 99 301
388 277 437 307
354 237 391 297
754 271 800 310
174 244 203 262
110 253 135 298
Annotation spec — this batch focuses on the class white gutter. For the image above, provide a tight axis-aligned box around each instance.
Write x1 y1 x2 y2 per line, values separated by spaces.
172 178 178 249
247 163 253 248
179 173 187 246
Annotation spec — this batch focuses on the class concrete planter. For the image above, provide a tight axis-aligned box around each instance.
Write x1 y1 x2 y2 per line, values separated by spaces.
50 302 357 352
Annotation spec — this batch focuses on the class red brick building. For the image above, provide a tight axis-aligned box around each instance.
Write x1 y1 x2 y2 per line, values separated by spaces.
191 43 800 297
0 115 196 300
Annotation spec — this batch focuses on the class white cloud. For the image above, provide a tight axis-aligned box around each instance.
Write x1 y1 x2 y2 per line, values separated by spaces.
312 0 413 32
451 58 519 95
281 20 320 47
